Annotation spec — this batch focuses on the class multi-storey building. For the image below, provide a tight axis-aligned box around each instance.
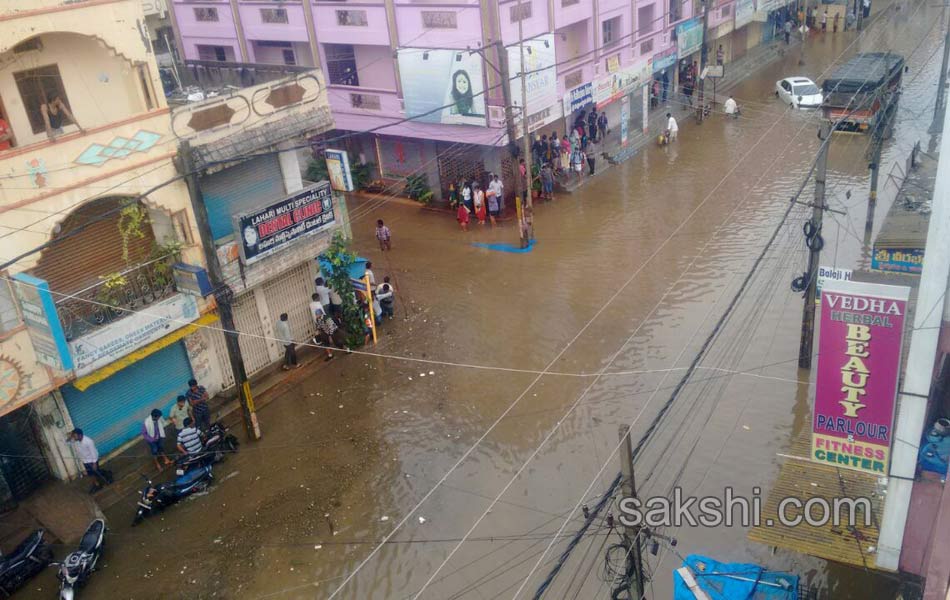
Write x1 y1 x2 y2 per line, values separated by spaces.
0 0 341 509
168 0 789 200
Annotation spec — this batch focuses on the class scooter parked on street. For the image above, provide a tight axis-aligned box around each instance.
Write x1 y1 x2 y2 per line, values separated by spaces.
0 529 52 597
132 463 213 526
56 519 106 600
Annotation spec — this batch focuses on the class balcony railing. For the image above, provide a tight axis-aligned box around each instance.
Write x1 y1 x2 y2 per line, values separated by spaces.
55 258 178 341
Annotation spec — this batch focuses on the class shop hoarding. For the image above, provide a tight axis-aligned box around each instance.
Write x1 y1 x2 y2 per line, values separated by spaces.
508 34 559 128
563 82 594 116
235 181 335 265
811 280 909 475
11 273 73 372
325 149 354 192
676 18 704 57
735 0 756 28
871 247 924 274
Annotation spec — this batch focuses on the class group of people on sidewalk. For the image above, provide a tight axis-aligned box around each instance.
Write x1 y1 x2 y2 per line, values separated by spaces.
138 379 213 472
451 173 506 230
65 378 214 492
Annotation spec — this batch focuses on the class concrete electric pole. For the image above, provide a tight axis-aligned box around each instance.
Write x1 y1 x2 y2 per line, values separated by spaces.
179 142 262 441
697 0 710 122
517 8 535 245
797 119 832 369
618 426 646 600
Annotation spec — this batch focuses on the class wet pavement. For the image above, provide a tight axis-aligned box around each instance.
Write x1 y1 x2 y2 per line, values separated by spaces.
13 1 945 597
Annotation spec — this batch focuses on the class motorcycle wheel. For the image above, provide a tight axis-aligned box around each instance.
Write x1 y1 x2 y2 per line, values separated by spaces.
36 544 54 565
226 436 239 452
132 510 144 527
193 480 210 493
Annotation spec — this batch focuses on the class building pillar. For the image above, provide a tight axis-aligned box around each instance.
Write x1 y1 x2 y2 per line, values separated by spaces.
228 0 250 63
32 391 80 481
278 143 304 194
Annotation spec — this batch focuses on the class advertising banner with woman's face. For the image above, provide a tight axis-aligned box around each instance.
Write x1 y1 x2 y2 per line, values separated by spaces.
397 49 487 126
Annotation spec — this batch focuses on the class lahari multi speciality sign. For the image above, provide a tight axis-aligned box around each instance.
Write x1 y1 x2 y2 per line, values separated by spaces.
235 181 334 264
811 280 909 475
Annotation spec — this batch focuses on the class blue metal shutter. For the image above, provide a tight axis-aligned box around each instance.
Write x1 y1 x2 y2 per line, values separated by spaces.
61 342 194 456
202 155 284 242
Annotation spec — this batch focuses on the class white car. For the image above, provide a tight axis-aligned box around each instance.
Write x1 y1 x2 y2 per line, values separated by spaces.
775 77 824 109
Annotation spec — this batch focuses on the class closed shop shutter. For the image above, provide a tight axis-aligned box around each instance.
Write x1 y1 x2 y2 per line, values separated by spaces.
61 342 194 456
732 27 749 61
33 198 156 295
232 292 272 375
260 261 314 347
202 155 284 242
0 407 50 509
208 326 235 390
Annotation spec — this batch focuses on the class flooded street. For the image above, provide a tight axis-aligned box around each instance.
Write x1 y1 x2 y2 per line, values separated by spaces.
16 1 944 597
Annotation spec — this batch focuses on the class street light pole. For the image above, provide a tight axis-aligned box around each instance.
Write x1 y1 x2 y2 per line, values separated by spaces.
697 0 709 122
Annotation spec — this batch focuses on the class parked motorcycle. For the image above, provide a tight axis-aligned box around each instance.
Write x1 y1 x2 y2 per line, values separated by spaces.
56 519 106 600
0 529 52 597
132 464 213 526
177 421 239 472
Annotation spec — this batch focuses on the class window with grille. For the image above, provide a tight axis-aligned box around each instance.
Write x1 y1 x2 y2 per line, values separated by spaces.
721 5 731 16
640 39 654 55
562 0 580 6
509 2 531 22
337 10 368 26
13 64 71 135
602 16 620 47
564 70 582 89
261 8 289 24
197 45 229 62
638 5 655 35
324 44 359 86
421 10 457 28
350 93 381 109
194 7 218 22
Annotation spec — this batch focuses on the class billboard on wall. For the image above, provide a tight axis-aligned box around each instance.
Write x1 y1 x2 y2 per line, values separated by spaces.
676 17 704 57
811 280 909 476
508 34 558 121
397 49 486 126
235 181 335 265
735 0 756 28
872 247 924 274
563 82 594 116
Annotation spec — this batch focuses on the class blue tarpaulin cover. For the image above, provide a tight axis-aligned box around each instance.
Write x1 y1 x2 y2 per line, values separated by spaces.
317 255 369 281
673 555 799 600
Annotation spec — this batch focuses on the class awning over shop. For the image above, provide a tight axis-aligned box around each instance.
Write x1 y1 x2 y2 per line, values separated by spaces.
71 312 219 391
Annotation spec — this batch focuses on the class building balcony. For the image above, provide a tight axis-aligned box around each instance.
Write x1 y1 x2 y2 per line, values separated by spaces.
239 1 310 43
313 4 391 45
54 256 180 343
326 85 402 117
170 68 333 166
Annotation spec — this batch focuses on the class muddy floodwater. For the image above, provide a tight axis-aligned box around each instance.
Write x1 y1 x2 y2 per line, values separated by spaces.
16 2 943 597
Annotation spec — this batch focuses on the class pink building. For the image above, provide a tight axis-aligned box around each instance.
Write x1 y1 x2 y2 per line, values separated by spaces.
169 0 775 200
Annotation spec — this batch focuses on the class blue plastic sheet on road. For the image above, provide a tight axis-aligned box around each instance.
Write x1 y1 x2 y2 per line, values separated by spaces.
470 239 537 253
673 554 799 600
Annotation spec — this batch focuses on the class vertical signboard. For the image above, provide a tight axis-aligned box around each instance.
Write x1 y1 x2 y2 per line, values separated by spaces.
642 83 649 134
620 95 629 147
507 33 558 123
325 149 354 192
11 273 73 371
675 18 704 58
811 280 909 475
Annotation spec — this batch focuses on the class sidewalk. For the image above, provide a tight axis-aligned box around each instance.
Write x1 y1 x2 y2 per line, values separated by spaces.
12 341 337 545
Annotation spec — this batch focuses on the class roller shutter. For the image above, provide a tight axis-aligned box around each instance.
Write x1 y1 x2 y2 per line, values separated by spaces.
260 261 314 349
201 155 284 242
61 342 193 456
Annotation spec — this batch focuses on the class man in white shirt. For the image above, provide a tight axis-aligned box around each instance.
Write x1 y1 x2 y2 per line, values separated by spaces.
724 96 739 118
275 313 299 370
309 293 325 323
69 429 113 491
364 262 376 288
314 277 331 307
666 112 679 141
489 175 505 212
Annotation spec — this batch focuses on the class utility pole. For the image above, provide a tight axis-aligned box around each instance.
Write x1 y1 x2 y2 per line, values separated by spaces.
491 40 531 246
697 0 710 122
857 0 865 31
618 426 646 600
517 7 534 243
932 2 950 132
797 119 832 369
179 142 262 440
864 124 885 243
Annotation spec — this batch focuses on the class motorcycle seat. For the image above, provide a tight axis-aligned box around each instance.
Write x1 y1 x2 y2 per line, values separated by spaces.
1 530 43 564
78 521 104 553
